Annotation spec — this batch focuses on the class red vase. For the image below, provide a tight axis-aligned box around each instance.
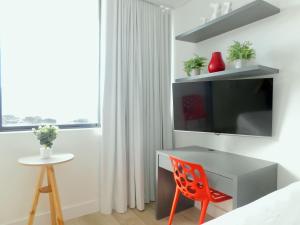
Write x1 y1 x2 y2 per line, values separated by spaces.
208 52 225 73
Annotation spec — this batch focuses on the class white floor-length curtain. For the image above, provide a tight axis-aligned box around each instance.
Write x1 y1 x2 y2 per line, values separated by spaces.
99 0 172 214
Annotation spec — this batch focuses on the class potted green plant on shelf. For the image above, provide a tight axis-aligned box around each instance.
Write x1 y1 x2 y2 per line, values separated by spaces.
184 55 207 76
33 125 59 159
227 41 256 69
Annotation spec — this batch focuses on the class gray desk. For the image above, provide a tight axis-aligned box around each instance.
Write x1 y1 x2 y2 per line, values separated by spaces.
156 146 277 219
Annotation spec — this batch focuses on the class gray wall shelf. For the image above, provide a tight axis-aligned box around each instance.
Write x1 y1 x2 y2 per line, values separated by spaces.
175 0 280 43
175 65 279 83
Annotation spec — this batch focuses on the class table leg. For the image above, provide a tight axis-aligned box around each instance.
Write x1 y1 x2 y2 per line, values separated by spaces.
27 167 46 225
47 169 57 225
47 166 65 225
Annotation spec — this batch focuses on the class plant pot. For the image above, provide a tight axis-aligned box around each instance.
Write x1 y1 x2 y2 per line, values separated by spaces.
234 59 247 69
208 52 225 73
40 146 52 159
191 68 201 76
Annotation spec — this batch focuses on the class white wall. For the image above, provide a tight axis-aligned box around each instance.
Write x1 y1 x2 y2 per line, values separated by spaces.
173 0 300 215
0 129 100 225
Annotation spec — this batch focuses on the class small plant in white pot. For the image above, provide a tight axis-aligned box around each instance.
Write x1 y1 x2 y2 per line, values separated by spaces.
227 41 256 69
184 55 207 76
33 125 59 159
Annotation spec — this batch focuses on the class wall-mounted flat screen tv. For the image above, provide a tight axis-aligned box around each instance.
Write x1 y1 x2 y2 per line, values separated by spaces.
173 78 273 136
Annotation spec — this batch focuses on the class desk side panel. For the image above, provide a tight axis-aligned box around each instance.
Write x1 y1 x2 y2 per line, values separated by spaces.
236 164 277 208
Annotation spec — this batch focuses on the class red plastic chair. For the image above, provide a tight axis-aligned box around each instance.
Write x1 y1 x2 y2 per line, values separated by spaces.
168 156 232 225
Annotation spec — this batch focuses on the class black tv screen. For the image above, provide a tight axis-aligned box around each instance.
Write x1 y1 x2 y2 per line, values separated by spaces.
173 78 273 136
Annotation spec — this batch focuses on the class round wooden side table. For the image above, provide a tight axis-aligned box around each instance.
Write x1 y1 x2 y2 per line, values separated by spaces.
18 153 74 225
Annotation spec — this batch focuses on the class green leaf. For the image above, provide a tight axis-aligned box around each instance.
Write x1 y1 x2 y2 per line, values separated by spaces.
33 125 59 147
227 41 256 62
184 54 207 76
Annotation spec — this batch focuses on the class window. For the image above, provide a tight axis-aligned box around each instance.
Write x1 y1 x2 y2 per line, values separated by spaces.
0 0 100 130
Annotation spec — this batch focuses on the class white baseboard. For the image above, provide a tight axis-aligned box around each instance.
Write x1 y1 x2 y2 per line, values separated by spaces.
3 200 99 225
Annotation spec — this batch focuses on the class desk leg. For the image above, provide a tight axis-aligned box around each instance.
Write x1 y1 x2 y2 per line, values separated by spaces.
47 166 65 225
27 167 46 225
156 167 194 219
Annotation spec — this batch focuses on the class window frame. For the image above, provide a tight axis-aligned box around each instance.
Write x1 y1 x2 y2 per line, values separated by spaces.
0 0 101 132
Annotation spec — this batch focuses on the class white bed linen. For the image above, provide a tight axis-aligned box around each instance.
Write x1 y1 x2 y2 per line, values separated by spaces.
205 182 300 225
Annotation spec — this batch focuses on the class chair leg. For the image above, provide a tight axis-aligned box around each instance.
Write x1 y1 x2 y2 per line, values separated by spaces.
198 200 209 225
168 188 180 225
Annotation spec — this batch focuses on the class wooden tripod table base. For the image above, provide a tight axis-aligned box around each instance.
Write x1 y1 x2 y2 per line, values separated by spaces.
18 154 74 225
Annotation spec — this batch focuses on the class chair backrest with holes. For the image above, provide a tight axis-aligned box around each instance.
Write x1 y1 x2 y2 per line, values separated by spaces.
169 156 211 201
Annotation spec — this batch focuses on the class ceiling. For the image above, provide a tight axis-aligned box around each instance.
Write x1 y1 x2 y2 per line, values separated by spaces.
145 0 191 8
